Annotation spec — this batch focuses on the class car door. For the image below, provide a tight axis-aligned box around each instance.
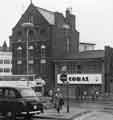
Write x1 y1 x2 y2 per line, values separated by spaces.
0 88 6 112
5 88 18 112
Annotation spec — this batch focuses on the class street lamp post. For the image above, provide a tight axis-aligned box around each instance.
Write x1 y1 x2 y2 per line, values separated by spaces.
61 24 70 113
21 22 34 86
26 28 29 79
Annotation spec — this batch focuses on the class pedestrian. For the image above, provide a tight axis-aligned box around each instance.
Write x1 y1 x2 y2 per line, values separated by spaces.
48 89 54 103
55 88 64 113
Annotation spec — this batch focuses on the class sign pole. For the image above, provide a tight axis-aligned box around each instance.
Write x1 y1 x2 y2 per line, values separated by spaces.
60 65 70 113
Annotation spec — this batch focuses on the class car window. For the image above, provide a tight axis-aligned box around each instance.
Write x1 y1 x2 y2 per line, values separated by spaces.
0 88 4 97
20 88 36 97
4 89 8 97
4 89 16 98
9 90 16 97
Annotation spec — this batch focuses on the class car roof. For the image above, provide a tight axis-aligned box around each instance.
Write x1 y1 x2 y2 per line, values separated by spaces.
0 85 31 90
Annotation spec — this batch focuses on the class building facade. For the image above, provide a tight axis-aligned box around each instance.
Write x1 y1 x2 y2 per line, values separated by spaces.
10 3 113 97
0 42 12 76
55 50 104 99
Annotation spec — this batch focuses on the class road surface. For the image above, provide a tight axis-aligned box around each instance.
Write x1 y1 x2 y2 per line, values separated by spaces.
74 111 113 120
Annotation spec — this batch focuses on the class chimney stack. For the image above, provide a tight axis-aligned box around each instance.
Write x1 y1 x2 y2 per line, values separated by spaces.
65 7 75 30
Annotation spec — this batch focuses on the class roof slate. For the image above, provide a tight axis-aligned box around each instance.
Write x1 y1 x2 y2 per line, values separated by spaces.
34 5 55 25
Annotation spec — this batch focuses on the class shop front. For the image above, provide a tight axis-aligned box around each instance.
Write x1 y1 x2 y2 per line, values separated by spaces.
57 73 102 100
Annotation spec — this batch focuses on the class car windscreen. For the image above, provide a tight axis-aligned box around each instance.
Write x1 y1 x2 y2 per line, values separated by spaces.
20 88 36 97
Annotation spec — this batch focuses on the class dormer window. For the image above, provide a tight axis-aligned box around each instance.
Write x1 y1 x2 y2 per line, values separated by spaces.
41 45 46 57
17 46 22 50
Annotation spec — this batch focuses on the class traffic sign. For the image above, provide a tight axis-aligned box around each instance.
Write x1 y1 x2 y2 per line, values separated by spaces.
60 73 67 83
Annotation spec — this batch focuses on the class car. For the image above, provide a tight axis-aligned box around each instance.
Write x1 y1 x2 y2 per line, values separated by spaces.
0 85 44 120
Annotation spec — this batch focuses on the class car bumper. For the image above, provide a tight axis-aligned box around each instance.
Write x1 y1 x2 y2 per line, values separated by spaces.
21 110 41 115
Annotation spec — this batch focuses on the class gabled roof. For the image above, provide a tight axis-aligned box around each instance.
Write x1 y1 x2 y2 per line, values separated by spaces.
0 41 11 52
13 4 56 29
35 5 55 25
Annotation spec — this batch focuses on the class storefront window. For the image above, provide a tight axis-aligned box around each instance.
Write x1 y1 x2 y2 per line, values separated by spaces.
4 60 10 64
77 65 81 73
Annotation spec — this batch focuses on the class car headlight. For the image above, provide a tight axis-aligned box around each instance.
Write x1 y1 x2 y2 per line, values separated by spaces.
33 105 37 110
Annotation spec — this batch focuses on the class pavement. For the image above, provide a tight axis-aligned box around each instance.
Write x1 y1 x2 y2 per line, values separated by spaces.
36 97 113 120
34 106 92 120
73 111 113 120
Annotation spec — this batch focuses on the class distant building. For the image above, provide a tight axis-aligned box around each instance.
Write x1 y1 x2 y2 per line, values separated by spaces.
79 42 96 52
0 41 12 76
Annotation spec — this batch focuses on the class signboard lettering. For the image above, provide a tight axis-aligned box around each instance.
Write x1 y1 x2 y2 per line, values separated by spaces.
69 76 88 81
57 74 102 84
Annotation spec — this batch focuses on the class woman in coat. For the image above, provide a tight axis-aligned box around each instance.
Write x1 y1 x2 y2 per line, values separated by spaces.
55 88 64 113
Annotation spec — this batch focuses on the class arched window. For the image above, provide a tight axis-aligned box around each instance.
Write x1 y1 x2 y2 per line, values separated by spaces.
41 45 46 57
28 45 34 50
17 46 22 59
28 62 34 74
28 15 34 23
29 30 34 41
17 46 22 50
17 31 22 41
28 45 34 59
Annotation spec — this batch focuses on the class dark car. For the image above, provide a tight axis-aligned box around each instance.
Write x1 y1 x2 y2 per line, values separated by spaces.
0 85 44 119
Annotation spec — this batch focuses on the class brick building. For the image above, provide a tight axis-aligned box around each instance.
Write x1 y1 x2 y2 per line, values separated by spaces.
10 3 79 91
10 3 113 98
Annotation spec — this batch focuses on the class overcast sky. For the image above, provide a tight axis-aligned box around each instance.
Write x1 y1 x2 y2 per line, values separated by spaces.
0 0 113 49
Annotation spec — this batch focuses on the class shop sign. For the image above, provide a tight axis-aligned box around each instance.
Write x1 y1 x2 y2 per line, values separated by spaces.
57 74 102 84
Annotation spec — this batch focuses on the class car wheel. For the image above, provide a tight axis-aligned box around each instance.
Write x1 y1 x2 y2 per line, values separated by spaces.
24 112 32 120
